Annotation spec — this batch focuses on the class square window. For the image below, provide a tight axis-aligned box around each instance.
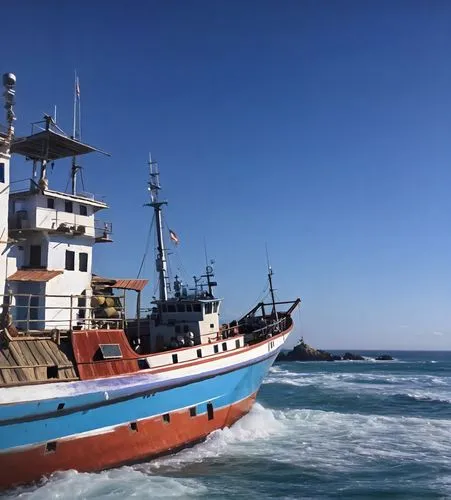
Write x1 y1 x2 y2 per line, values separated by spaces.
163 413 170 424
189 407 196 417
47 198 55 209
210 323 214 328
79 205 88 216
79 252 88 272
65 250 75 270
65 201 73 213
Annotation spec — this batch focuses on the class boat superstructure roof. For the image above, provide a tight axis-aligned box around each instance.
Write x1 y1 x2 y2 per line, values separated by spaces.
10 118 108 161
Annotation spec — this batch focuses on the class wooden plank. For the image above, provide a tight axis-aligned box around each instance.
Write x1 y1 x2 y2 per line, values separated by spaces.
0 348 17 367
8 343 35 381
0 366 16 384
39 341 61 366
22 341 42 365
30 341 51 365
46 341 76 378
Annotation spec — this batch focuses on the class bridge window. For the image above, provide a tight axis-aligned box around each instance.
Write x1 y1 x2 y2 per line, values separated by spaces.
186 304 192 312
176 304 185 312
213 302 218 313
65 250 75 270
193 304 201 313
79 252 88 272
30 245 41 267
65 201 73 213
167 305 176 313
205 303 212 314
79 205 88 216
47 198 55 209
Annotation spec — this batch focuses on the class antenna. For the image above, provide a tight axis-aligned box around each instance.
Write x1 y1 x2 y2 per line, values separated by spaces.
2 73 16 145
265 243 278 321
71 71 81 195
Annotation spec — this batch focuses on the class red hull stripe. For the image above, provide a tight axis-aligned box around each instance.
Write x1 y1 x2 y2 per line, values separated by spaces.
0 392 257 491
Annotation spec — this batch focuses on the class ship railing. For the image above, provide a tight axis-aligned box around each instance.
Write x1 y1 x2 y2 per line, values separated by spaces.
250 316 290 338
0 292 125 335
214 315 290 344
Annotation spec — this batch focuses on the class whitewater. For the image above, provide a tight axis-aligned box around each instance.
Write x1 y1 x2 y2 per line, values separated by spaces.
4 351 451 499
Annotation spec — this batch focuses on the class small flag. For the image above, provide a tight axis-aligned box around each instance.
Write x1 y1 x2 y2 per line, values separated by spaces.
169 229 179 245
75 77 80 98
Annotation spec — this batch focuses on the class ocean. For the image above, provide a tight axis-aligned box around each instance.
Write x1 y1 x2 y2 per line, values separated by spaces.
4 351 451 499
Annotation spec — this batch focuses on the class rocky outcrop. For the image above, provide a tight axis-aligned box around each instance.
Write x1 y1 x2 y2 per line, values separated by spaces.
342 352 365 361
276 338 364 362
375 354 394 361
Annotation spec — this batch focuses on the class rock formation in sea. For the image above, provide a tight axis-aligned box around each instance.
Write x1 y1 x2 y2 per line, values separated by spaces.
276 338 364 362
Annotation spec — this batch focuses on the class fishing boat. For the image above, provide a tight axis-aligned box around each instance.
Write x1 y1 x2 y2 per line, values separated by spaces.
0 72 300 490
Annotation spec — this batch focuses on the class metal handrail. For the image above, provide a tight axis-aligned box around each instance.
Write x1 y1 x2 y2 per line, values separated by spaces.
1 292 125 333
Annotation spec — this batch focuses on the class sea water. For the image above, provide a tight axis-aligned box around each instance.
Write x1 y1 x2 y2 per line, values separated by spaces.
5 351 451 499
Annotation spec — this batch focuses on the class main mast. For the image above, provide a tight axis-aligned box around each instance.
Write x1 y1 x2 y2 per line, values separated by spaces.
146 154 169 301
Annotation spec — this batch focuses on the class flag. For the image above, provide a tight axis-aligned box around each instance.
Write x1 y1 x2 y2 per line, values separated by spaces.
75 77 80 98
169 229 179 245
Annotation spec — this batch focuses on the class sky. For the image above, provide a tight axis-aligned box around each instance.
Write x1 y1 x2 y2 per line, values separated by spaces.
2 1 451 350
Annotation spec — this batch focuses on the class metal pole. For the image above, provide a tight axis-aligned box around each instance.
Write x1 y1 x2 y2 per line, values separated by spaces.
136 290 141 347
26 294 31 332
69 295 73 331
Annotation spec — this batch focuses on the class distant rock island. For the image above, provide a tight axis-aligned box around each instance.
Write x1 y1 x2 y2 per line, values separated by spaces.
276 338 393 362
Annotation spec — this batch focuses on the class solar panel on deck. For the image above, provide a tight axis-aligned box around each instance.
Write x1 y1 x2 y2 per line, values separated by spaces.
99 344 123 359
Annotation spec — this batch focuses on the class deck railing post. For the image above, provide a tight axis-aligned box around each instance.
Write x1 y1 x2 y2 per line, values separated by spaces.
69 295 73 331
26 294 31 333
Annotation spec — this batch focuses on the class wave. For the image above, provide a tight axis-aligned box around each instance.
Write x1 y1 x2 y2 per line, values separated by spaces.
5 402 451 498
4 468 206 499
264 366 451 397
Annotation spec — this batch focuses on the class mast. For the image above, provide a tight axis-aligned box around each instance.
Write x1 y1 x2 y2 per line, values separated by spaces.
266 245 278 321
268 266 278 321
71 72 81 195
145 154 169 301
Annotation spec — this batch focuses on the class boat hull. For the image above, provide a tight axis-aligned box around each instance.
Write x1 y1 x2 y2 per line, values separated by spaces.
0 346 280 491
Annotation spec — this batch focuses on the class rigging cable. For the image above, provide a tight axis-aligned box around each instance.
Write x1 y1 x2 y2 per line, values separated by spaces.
137 213 155 278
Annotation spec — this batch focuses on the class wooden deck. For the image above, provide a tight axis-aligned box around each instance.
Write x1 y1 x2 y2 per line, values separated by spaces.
0 338 78 385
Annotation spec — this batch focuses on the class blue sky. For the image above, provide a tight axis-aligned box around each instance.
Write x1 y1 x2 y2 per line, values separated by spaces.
3 1 451 349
